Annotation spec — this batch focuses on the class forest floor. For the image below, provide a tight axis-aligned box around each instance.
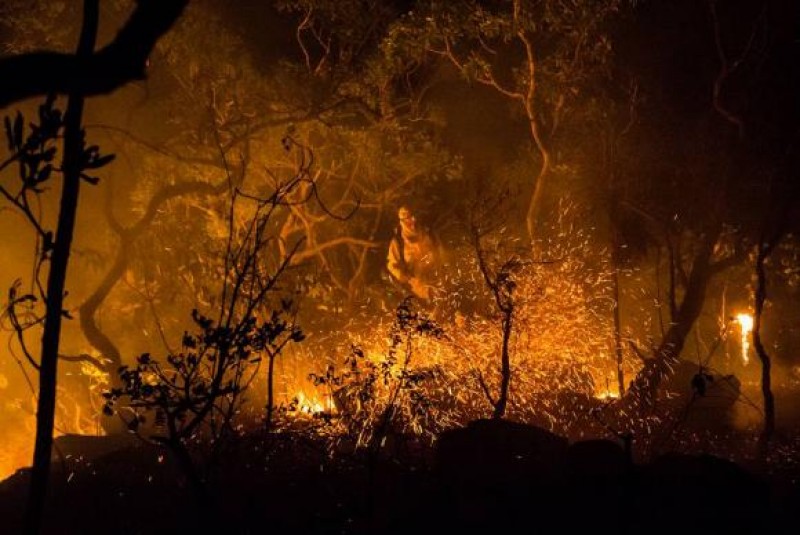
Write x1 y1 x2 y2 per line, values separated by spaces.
1 414 800 535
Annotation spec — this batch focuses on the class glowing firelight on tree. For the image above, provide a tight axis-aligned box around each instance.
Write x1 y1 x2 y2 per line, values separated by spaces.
736 313 754 365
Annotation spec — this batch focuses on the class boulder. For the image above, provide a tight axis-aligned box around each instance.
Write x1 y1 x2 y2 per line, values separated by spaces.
661 361 741 429
566 438 630 480
434 419 569 530
436 418 568 483
52 433 140 462
632 453 768 533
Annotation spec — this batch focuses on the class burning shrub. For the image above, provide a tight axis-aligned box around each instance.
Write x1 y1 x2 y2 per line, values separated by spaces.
308 299 446 451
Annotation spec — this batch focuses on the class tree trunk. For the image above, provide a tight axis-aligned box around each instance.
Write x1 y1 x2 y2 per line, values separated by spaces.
625 229 719 408
754 243 777 446
265 353 276 430
79 179 225 393
79 248 127 374
611 230 626 396
23 3 98 533
493 311 512 419
167 439 220 530
524 110 551 245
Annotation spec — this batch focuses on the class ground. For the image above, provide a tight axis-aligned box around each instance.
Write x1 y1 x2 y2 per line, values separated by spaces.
2 417 800 534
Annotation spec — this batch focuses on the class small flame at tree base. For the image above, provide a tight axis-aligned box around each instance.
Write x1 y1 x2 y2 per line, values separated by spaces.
736 313 753 366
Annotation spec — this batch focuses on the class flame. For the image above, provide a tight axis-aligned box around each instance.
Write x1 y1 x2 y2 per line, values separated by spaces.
736 313 753 365
595 389 620 401
595 378 620 401
295 391 330 415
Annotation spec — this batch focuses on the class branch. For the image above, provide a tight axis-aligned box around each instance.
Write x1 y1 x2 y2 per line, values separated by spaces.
58 352 106 370
0 0 189 108
709 244 746 275
290 237 378 264
708 0 756 139
475 369 497 409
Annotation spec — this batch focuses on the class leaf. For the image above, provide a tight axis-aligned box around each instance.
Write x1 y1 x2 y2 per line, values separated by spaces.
36 165 52 184
291 330 306 343
90 153 115 169
13 112 23 149
4 116 14 151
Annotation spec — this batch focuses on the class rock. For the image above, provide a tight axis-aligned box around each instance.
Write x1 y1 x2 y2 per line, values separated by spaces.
436 418 568 483
434 419 569 530
52 433 140 462
566 438 630 480
632 453 768 533
563 439 633 533
662 361 741 429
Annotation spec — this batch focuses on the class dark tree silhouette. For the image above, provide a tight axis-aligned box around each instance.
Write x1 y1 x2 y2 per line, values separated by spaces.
753 194 795 447
0 0 188 109
0 1 188 532
20 3 100 533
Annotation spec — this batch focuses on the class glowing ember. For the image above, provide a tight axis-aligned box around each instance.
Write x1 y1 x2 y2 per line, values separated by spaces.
736 313 753 365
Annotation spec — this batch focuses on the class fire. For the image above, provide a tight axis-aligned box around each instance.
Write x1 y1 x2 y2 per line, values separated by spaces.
294 391 330 415
736 313 753 365
595 389 620 401
595 378 620 401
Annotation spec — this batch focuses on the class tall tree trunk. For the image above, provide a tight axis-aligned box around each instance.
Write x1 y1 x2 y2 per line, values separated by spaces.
524 106 551 245
23 2 98 533
625 228 720 408
753 244 775 445
611 229 626 396
265 353 276 430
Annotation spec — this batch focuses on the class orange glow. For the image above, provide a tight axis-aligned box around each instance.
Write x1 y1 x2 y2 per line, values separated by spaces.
736 313 753 365
295 391 331 415
595 389 620 401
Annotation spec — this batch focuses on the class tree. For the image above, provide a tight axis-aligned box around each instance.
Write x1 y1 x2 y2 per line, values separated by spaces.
69 1 456 375
0 2 187 532
616 0 799 416
468 188 524 419
384 0 623 242
0 4 105 532
752 176 798 446
103 145 309 510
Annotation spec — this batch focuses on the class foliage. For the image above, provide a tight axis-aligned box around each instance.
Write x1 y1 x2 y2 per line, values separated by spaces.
383 0 620 96
0 1 72 53
0 93 114 392
309 298 444 448
381 0 624 239
103 305 302 441
101 137 315 499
